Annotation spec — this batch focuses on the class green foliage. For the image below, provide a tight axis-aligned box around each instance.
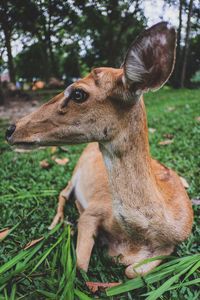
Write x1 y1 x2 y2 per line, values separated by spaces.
13 0 146 80
0 88 200 299
1 0 200 86
15 43 50 81
187 35 200 85
74 0 146 68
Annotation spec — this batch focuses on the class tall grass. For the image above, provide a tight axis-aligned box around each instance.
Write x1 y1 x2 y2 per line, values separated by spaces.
0 223 92 299
106 254 200 299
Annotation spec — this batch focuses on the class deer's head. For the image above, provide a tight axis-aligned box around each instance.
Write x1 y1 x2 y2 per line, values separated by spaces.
6 22 176 148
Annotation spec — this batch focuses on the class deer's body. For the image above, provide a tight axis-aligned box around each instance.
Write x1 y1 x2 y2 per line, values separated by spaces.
6 23 193 278
50 99 193 277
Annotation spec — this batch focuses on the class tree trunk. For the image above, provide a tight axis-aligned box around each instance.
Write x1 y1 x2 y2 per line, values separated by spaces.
173 0 183 88
47 34 57 77
180 0 193 88
0 81 4 106
1 0 16 84
4 27 16 84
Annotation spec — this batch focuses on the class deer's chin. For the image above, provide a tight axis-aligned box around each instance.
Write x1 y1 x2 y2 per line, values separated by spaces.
10 139 71 149
10 141 41 150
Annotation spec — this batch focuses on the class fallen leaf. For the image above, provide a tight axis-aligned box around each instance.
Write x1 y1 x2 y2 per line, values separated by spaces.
163 133 174 139
40 159 50 169
24 237 44 250
191 199 200 205
0 228 10 240
180 177 189 189
14 148 33 153
195 116 200 122
52 157 69 165
86 281 121 293
158 139 174 146
149 128 156 133
60 146 69 153
50 146 57 154
167 106 175 112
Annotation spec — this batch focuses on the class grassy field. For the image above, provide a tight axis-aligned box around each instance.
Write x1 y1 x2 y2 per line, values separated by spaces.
0 88 200 299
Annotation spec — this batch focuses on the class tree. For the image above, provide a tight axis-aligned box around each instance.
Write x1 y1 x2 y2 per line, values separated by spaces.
170 0 183 87
74 0 146 68
166 0 200 87
0 1 16 83
15 43 51 81
0 0 39 83
180 0 194 87
14 0 145 80
28 0 77 78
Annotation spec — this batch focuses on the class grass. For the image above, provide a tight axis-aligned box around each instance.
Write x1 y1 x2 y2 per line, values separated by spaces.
0 87 200 299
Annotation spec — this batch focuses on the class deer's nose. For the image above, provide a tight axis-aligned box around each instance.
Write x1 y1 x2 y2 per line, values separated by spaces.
6 124 16 141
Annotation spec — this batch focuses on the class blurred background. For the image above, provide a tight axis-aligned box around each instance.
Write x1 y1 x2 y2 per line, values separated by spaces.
0 0 199 108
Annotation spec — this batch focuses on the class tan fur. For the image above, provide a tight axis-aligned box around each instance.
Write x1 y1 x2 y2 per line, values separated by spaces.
8 23 193 278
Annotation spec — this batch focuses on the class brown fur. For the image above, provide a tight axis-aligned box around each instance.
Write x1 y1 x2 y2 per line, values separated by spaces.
7 23 193 278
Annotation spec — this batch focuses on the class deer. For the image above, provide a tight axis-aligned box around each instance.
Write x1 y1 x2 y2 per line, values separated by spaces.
6 22 193 278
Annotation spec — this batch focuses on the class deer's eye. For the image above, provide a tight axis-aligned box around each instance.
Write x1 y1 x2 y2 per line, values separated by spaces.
70 89 88 103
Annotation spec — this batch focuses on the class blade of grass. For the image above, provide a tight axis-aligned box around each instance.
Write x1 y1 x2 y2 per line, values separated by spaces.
51 248 59 278
145 264 195 300
60 226 75 300
60 267 76 300
106 255 199 296
133 255 174 269
9 283 16 300
0 250 29 276
29 230 65 274
0 190 57 202
143 278 200 295
3 289 8 300
36 290 57 299
74 289 94 300
182 260 200 282
167 278 200 291
0 223 62 285
0 207 37 242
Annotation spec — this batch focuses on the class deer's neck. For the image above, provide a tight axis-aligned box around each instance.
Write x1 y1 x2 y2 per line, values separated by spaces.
100 98 159 222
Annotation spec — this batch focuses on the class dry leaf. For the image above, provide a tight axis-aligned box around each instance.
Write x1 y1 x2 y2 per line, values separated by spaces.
14 148 33 153
0 228 10 240
149 128 156 133
24 237 44 250
192 199 200 205
167 106 175 112
158 139 174 146
60 146 69 153
40 159 50 169
195 116 200 122
52 157 69 165
163 133 174 139
86 281 121 293
180 177 189 189
50 146 57 154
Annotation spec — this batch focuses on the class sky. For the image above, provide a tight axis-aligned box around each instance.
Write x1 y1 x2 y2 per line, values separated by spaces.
142 0 180 26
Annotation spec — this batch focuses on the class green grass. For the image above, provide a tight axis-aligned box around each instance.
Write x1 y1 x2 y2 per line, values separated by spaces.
0 87 200 299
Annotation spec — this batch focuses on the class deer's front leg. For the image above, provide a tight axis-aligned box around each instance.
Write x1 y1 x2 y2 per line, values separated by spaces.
49 181 73 230
76 210 99 271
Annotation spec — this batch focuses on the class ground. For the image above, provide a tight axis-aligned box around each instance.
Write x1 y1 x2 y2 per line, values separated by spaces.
0 88 199 299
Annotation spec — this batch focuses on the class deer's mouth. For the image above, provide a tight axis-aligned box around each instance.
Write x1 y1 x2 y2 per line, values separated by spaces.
10 141 40 150
10 138 68 149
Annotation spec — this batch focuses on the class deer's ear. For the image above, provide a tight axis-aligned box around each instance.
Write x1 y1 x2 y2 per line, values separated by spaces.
122 22 176 93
